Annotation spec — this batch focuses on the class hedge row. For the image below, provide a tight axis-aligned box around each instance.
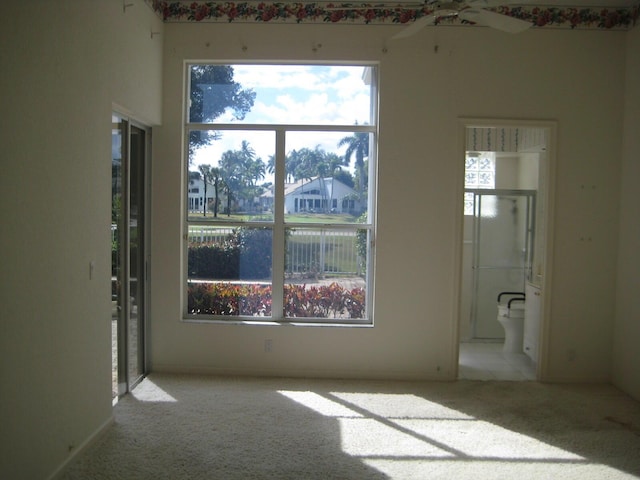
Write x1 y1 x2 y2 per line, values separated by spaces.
187 282 365 319
188 228 272 280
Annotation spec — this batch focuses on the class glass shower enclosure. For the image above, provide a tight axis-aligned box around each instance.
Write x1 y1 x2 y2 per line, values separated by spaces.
468 189 536 339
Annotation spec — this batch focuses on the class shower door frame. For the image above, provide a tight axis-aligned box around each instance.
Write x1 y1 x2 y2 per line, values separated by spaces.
467 188 536 340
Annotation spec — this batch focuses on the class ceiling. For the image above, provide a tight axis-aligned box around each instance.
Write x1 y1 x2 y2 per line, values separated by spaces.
146 0 640 30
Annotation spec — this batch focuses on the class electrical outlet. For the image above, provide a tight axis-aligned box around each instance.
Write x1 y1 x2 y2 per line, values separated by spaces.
264 339 273 353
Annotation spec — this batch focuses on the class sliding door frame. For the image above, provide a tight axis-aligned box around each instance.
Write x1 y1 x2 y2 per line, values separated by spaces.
112 111 151 396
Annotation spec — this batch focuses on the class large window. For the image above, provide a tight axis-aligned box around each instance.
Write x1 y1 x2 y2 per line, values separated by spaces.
184 64 377 323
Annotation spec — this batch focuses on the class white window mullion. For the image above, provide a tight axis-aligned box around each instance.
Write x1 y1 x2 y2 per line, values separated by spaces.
271 129 286 319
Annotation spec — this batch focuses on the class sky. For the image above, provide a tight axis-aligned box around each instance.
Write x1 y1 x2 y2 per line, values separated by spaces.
190 64 374 180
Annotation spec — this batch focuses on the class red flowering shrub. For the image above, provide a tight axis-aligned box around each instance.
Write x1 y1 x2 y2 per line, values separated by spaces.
188 282 272 316
187 282 365 319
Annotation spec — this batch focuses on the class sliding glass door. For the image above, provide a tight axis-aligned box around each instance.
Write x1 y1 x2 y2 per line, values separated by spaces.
112 114 149 397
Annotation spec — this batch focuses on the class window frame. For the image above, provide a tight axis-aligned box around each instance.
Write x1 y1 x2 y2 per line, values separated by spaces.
464 151 496 216
182 62 378 325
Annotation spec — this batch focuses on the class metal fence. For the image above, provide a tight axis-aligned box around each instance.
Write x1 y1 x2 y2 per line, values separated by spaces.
188 226 233 245
188 226 361 276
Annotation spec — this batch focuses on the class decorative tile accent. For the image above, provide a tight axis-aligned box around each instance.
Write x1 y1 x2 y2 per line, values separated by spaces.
466 127 548 153
146 0 639 30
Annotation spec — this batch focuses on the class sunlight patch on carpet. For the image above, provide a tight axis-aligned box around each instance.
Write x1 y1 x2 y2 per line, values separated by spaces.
329 392 476 420
362 459 640 480
279 389 599 476
393 418 585 460
278 390 363 417
131 379 177 402
339 418 455 458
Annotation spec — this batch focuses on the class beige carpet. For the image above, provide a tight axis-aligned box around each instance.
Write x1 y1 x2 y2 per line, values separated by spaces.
60 374 640 479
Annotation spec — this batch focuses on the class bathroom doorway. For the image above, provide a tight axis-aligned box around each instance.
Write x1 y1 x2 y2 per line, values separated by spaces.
457 121 555 381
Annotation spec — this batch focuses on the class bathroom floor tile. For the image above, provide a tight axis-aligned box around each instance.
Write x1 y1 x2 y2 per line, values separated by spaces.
491 370 528 381
458 342 536 381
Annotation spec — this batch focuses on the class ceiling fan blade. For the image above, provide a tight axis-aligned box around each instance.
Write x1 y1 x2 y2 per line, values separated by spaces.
391 13 438 39
459 8 532 33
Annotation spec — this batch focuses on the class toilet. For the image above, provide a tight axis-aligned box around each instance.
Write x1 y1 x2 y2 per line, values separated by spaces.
497 295 526 353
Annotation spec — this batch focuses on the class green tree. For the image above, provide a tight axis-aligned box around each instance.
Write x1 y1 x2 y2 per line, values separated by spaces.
339 131 369 198
198 164 214 217
333 169 354 188
210 167 223 217
188 65 256 156
324 152 348 212
284 150 302 184
219 141 266 215
219 150 244 216
289 147 324 211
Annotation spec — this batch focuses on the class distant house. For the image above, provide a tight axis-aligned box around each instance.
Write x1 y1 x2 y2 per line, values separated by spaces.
187 177 216 213
261 177 362 215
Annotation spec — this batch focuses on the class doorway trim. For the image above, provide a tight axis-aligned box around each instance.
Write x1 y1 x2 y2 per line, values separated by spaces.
453 118 557 381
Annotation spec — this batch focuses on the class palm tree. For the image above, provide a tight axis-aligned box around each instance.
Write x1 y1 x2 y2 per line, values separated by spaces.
198 164 214 217
316 160 329 212
285 150 302 184
292 147 324 212
267 154 276 177
210 167 223 217
219 141 267 214
219 151 243 216
324 152 346 212
339 131 369 200
268 153 295 182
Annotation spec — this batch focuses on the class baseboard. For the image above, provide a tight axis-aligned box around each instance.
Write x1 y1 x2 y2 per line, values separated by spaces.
151 363 455 381
538 375 611 384
47 414 115 480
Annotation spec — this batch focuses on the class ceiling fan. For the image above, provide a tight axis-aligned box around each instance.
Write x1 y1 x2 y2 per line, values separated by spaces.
325 0 533 38
391 0 533 38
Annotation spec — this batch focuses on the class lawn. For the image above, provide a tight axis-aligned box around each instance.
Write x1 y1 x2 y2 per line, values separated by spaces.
187 212 360 224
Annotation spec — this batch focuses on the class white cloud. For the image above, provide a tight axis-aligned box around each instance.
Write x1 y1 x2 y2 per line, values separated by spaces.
190 64 373 174
230 64 371 124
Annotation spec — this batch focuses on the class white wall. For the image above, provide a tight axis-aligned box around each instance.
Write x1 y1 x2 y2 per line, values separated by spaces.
613 25 640 401
0 1 162 478
151 23 625 383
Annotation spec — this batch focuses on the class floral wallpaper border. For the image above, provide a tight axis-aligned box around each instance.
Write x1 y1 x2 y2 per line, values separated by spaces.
146 0 639 30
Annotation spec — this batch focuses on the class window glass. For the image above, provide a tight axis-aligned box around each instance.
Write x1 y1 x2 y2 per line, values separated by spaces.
284 131 370 223
188 130 274 222
189 64 374 126
284 227 367 319
187 226 273 316
185 64 376 323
